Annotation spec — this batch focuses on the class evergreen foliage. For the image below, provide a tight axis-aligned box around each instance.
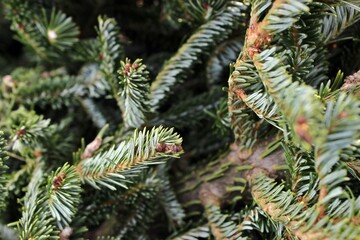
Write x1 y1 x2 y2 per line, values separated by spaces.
0 0 359 239
0 132 9 211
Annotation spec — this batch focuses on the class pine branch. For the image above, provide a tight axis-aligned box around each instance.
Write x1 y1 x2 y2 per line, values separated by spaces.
342 0 360 11
254 47 325 149
251 174 360 240
184 0 228 23
46 163 82 229
262 0 311 35
282 11 329 86
316 93 360 216
80 98 108 129
0 132 9 211
72 39 101 62
8 108 51 153
4 0 48 60
149 88 224 129
118 58 151 129
229 59 282 130
84 171 161 238
158 165 186 229
76 126 183 190
167 224 210 240
150 1 247 110
96 16 122 83
204 204 245 240
322 5 360 43
240 207 281 239
15 162 59 240
75 64 110 98
281 143 318 203
115 173 160 239
227 0 316 149
4 1 79 61
36 8 79 51
206 39 243 85
14 74 79 109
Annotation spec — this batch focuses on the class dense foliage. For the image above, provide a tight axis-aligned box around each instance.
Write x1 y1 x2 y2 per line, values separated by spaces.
0 0 359 239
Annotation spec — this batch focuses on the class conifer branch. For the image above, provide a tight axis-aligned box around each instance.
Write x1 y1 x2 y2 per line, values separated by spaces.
1 0 359 238
115 173 160 239
118 59 151 129
149 88 224 129
14 75 79 109
96 16 122 83
198 180 247 240
167 224 210 240
36 8 79 51
76 126 183 190
251 175 360 240
15 162 58 239
0 132 9 211
3 1 79 61
150 1 247 110
322 5 360 43
8 109 51 152
204 204 245 240
158 165 186 229
253 48 325 149
46 163 82 229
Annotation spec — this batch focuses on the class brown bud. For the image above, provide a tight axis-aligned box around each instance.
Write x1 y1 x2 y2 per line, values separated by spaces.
41 71 50 78
34 150 43 158
2 75 16 92
165 144 183 153
97 53 104 61
125 63 131 70
133 63 139 69
295 116 312 143
17 23 25 31
59 226 73 240
156 143 183 153
341 70 360 92
53 173 66 190
338 112 348 119
155 143 167 152
81 137 102 160
16 127 27 138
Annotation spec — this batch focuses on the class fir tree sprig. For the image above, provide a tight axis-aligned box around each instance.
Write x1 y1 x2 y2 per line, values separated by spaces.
3 1 79 61
77 126 183 190
150 1 247 110
157 165 186 229
204 204 245 240
184 0 228 22
7 108 51 152
167 224 210 240
115 172 160 239
46 163 82 229
1 0 360 238
96 16 122 83
149 88 224 129
0 132 9 211
118 58 151 129
36 8 79 51
15 162 59 240
251 174 360 240
322 5 360 43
